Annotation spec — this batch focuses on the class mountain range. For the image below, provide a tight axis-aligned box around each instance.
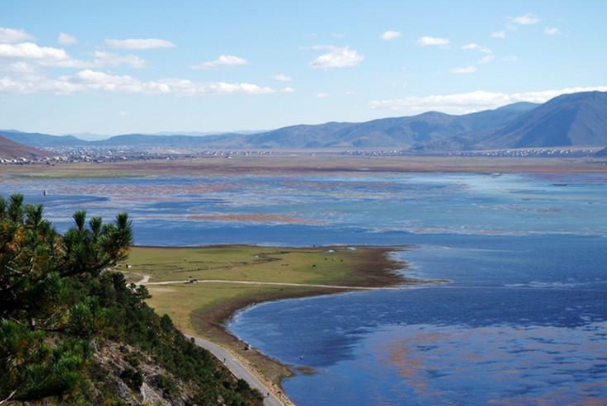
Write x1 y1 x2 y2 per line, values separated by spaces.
1 91 607 152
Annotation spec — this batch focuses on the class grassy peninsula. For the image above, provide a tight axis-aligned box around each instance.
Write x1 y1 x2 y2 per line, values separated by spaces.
124 245 408 385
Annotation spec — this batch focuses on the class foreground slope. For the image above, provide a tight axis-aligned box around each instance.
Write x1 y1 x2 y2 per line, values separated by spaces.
0 195 263 406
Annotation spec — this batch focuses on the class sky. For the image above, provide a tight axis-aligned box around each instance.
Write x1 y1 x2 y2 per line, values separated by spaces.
1 0 606 137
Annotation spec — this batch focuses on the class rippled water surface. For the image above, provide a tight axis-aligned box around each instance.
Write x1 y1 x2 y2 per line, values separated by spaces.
3 172 606 405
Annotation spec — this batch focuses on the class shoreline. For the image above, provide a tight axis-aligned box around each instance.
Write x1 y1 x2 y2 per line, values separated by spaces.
181 245 417 390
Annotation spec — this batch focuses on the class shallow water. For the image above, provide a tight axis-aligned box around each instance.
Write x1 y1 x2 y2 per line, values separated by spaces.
2 171 607 405
231 236 607 405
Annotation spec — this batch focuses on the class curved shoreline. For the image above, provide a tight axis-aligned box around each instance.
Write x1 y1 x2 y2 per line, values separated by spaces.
133 244 436 404
183 246 422 390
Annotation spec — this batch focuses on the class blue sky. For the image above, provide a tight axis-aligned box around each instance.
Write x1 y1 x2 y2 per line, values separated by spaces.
1 0 606 136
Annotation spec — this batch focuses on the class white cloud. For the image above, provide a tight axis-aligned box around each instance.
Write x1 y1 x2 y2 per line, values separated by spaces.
0 27 34 44
450 66 477 74
381 30 402 41
0 67 284 97
0 42 72 65
510 13 541 25
90 51 147 69
272 73 292 82
57 33 77 45
309 46 364 68
0 42 146 68
1 62 44 82
417 36 449 47
545 27 560 36
317 92 330 98
462 43 480 50
191 55 248 69
150 78 275 96
462 43 491 53
281 87 295 93
478 54 495 65
370 86 607 114
105 38 175 50
60 69 171 93
491 31 506 39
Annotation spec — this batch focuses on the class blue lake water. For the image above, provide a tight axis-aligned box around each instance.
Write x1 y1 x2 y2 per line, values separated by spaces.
2 171 606 405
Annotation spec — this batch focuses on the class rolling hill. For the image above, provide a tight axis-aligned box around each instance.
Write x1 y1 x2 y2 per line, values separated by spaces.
0 134 51 159
0 130 87 148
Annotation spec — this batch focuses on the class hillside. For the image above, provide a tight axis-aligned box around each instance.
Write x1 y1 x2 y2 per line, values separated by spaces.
0 134 51 159
479 91 607 148
0 130 87 148
0 195 263 406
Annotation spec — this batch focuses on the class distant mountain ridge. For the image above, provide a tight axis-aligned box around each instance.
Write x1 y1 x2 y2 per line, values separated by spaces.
210 102 542 149
3 91 607 151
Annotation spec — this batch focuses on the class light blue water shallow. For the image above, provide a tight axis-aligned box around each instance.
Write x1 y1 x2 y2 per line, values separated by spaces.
2 171 607 405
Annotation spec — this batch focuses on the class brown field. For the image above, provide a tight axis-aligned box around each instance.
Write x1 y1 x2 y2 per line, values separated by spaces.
2 154 607 179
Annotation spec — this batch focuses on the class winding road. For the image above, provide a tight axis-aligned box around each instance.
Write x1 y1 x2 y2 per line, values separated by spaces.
134 274 288 406
186 335 287 406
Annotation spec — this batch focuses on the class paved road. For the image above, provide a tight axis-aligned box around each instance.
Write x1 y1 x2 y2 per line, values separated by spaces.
186 335 286 406
136 274 287 405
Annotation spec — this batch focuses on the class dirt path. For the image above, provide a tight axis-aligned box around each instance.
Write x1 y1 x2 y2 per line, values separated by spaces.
142 278 408 290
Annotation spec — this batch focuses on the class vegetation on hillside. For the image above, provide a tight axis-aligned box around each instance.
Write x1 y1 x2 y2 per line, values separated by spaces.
0 194 263 405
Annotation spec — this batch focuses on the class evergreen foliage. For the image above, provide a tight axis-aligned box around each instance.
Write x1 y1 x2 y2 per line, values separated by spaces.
0 194 263 405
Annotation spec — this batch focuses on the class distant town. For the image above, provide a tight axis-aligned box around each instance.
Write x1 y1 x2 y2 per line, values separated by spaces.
1 145 604 166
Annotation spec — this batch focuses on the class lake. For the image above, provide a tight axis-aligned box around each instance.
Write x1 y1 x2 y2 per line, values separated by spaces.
3 171 606 405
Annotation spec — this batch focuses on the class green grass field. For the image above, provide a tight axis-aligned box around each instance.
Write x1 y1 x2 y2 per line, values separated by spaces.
121 245 402 384
123 245 391 335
